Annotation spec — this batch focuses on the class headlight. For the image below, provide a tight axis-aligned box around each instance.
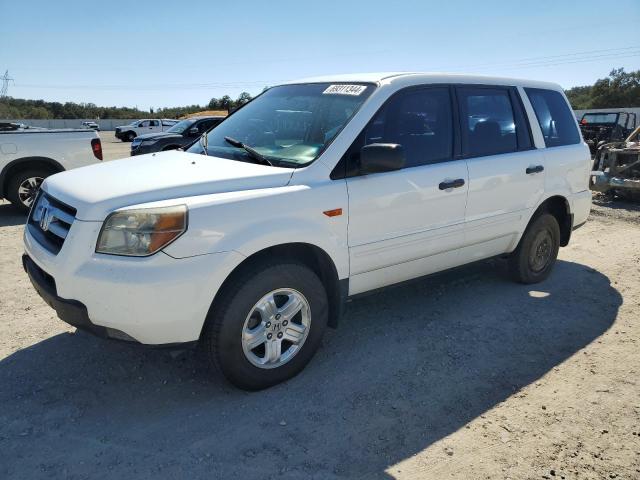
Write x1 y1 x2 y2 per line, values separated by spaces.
96 205 188 257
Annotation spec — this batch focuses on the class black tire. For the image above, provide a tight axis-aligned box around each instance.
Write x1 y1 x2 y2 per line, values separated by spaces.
162 145 180 151
6 168 52 213
125 131 136 142
508 213 560 284
202 261 328 390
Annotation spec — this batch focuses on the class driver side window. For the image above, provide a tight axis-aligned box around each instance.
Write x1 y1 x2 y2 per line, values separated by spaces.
364 87 453 168
333 87 454 178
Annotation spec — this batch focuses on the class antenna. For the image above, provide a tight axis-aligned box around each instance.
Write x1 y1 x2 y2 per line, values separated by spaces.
1 70 14 98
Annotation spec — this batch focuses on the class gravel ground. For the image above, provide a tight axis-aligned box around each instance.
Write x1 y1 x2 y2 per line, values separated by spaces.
0 156 639 479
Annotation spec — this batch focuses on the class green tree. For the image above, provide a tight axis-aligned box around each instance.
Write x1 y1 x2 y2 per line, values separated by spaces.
235 91 252 107
565 68 640 109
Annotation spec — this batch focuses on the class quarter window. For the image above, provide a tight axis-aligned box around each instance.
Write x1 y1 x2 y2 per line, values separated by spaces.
458 87 518 157
525 88 580 147
363 87 453 168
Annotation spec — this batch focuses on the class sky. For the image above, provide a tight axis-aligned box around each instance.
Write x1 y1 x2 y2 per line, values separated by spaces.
1 0 639 110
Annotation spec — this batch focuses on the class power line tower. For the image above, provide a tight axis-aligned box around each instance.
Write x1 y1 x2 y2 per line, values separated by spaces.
1 70 14 98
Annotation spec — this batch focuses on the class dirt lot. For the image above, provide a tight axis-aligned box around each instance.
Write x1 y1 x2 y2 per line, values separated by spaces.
1 166 639 478
98 131 133 161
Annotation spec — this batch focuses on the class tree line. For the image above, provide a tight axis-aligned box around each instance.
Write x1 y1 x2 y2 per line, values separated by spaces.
0 91 254 120
1 69 639 120
564 68 639 109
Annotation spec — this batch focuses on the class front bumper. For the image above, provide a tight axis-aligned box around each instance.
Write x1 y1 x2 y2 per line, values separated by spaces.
23 254 136 342
23 220 245 345
130 143 153 156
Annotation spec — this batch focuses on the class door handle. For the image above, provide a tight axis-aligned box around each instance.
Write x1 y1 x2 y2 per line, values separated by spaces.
526 165 544 174
439 178 465 190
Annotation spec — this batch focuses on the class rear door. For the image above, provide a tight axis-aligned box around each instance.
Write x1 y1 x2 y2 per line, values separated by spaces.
458 85 545 262
345 86 469 294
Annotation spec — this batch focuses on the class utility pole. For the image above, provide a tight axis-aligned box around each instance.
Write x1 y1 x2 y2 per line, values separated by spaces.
1 70 14 98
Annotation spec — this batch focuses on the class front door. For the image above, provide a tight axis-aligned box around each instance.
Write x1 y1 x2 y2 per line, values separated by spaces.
346 86 469 295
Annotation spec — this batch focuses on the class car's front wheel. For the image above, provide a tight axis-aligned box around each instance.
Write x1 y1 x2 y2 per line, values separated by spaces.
202 261 328 390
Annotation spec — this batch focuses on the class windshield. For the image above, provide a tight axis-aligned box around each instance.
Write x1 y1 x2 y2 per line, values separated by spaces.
581 113 618 124
167 119 195 134
187 82 374 167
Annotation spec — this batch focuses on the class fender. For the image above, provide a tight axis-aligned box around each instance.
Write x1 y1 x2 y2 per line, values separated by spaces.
0 156 64 198
162 183 350 279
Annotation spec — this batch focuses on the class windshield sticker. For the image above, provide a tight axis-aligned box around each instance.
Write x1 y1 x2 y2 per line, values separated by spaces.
323 84 367 96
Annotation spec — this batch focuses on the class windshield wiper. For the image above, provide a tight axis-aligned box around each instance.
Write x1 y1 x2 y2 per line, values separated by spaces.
199 133 209 156
224 136 273 166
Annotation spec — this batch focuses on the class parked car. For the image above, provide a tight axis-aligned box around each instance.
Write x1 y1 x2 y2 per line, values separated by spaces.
23 73 591 390
114 119 178 142
1 128 102 211
81 121 100 131
579 111 637 155
130 116 225 156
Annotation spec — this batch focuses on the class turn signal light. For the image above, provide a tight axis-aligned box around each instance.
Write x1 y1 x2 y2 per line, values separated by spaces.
323 208 342 217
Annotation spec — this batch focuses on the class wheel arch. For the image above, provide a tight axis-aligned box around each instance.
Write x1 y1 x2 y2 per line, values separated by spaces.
530 195 572 247
0 156 64 198
202 242 346 339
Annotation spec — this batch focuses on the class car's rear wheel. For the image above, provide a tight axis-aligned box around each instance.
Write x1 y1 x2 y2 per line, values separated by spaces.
7 169 51 213
202 261 328 390
508 213 560 284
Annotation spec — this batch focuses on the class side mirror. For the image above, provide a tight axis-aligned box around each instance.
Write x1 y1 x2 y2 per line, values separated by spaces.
360 143 405 174
188 127 200 136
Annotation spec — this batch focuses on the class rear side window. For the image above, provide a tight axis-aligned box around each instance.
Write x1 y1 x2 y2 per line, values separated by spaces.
458 87 519 157
525 88 580 147
364 87 453 168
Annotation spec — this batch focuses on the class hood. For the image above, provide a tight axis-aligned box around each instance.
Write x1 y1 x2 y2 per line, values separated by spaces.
43 151 295 221
135 132 181 141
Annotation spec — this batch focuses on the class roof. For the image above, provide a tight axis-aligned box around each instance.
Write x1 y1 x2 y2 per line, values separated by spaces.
280 72 562 90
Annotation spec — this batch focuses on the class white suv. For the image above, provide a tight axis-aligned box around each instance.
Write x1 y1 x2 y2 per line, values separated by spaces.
23 73 591 390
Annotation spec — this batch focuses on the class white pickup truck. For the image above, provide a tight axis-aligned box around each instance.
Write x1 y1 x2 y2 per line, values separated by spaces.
0 124 102 211
114 119 179 142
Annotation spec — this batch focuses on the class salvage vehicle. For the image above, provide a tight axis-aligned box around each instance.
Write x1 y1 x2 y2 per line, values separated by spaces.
22 73 591 390
1 128 102 211
591 125 640 201
130 116 225 156
579 111 637 155
115 119 179 142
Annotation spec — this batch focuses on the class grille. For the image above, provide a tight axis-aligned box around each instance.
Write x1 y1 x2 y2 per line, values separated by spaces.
28 192 77 254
